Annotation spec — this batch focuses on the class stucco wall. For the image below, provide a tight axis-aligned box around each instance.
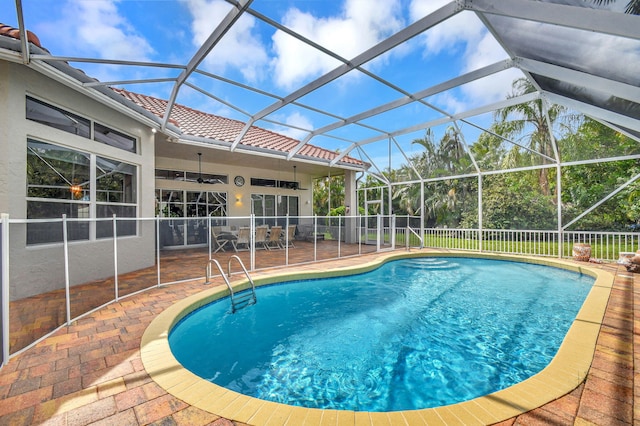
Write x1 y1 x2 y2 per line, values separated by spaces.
154 155 315 218
2 61 157 300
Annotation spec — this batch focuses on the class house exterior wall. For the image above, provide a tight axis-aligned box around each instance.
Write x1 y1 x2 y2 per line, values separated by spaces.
1 58 351 301
1 60 156 300
154 155 315 218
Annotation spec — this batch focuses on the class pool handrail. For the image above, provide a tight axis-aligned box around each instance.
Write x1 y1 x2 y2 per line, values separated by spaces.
406 226 423 250
205 257 257 312
228 255 257 300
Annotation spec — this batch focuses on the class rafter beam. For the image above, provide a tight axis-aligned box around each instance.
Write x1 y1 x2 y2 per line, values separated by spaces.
231 0 464 151
83 78 176 88
517 57 640 105
545 92 640 133
161 0 253 131
467 0 640 40
331 92 541 165
293 59 513 161
30 55 186 69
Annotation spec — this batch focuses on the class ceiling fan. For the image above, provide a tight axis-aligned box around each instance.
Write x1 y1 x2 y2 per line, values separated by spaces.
197 152 205 183
292 165 308 190
185 153 223 184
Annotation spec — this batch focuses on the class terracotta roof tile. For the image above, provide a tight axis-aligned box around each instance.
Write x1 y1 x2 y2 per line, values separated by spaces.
0 23 363 168
114 88 364 167
0 23 42 48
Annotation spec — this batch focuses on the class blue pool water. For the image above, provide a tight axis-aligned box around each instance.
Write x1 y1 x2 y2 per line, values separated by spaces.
169 257 594 412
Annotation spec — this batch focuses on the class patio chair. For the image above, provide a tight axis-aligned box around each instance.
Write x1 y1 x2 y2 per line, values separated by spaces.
283 224 296 248
255 225 269 250
234 227 251 251
266 225 283 250
211 227 232 253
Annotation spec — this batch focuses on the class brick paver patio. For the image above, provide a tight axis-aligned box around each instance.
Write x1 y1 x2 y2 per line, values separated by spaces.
0 245 637 425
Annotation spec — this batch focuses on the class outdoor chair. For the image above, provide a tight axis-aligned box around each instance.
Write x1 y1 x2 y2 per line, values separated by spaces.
234 227 251 251
266 225 283 250
283 224 296 248
255 225 269 250
211 227 233 253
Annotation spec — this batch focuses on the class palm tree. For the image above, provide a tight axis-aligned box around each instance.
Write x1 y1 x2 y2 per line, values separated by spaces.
394 128 476 226
588 0 640 15
494 78 565 196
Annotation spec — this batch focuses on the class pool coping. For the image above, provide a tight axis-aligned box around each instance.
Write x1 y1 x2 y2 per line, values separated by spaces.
140 250 614 425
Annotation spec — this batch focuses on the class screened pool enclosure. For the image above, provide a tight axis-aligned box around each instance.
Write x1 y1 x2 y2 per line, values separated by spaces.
1 0 639 363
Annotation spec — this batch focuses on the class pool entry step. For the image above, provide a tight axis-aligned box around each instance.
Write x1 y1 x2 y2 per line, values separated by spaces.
407 258 460 271
205 256 257 313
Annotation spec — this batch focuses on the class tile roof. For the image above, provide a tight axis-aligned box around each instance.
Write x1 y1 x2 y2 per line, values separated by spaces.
114 88 364 167
0 23 364 168
0 23 42 48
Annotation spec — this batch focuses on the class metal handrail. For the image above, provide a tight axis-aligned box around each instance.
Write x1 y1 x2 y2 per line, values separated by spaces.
406 226 423 250
228 255 257 300
205 258 234 296
205 256 257 312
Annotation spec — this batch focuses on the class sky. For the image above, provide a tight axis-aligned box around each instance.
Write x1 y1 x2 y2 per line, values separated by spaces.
5 0 633 172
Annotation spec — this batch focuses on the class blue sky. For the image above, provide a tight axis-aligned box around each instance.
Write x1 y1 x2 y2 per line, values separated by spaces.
10 0 624 171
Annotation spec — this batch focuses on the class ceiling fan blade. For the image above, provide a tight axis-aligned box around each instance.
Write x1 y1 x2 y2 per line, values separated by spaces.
293 165 307 190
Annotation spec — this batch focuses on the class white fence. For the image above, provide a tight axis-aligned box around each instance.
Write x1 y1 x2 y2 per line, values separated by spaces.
420 227 639 260
1 212 638 367
0 214 384 363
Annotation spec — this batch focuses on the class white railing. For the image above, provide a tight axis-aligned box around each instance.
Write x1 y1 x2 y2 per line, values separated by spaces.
2 212 638 367
406 226 423 250
420 227 638 261
1 213 386 364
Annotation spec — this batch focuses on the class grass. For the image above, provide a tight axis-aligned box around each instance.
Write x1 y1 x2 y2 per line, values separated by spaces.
316 228 637 261
404 233 637 261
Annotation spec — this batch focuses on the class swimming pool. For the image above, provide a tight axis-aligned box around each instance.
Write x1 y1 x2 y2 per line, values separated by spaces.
141 252 613 424
169 256 594 412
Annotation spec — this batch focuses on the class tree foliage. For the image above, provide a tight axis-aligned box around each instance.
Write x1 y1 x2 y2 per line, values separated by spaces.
314 78 639 232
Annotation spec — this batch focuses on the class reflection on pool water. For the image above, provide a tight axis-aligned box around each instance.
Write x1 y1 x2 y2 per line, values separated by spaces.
169 257 594 411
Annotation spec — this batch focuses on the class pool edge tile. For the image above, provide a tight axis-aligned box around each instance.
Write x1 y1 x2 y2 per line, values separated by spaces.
139 251 615 426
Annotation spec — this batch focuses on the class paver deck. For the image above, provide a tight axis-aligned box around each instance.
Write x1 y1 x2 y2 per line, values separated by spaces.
0 244 637 425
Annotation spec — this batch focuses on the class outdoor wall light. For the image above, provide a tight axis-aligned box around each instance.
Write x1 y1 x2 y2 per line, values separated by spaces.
70 184 82 199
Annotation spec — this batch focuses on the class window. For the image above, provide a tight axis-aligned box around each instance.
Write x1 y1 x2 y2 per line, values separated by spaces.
26 96 91 138
251 194 298 226
96 157 137 238
155 169 227 185
26 139 138 244
250 178 276 187
94 122 137 153
156 189 227 247
251 177 299 189
26 96 139 154
27 140 91 244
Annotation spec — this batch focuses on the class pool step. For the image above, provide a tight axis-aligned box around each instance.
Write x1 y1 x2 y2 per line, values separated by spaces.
232 291 257 312
407 259 459 271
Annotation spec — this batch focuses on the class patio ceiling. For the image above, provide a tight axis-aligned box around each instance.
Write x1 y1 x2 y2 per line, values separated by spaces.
3 0 640 178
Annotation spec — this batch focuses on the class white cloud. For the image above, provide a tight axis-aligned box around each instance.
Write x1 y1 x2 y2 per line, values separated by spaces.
432 92 468 115
33 0 155 81
269 112 314 141
186 0 268 82
459 32 521 104
67 0 154 61
409 0 512 111
271 0 404 90
409 0 485 56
